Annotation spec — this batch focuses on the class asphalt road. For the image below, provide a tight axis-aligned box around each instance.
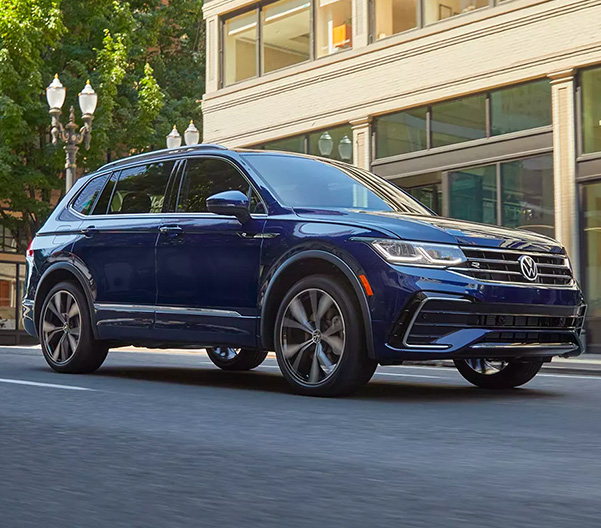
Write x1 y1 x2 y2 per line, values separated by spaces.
1 346 601 528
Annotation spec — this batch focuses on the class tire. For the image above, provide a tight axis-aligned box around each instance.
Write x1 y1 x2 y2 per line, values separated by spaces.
39 281 109 374
274 275 377 397
206 347 268 371
454 358 542 389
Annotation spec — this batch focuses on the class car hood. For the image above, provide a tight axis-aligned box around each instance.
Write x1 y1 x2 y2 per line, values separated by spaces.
293 208 563 253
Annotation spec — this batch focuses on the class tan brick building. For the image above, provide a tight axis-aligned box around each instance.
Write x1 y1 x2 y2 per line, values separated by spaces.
202 0 601 351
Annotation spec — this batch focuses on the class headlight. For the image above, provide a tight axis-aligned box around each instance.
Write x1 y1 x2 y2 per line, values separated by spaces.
370 239 466 267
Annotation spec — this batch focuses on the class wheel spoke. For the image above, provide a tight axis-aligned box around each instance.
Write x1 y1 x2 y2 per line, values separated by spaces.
322 334 344 356
283 338 313 359
282 318 312 334
43 321 62 340
67 302 79 320
70 325 80 338
309 290 319 329
47 300 64 324
53 333 66 361
288 298 313 333
316 343 334 373
315 294 333 326
292 343 313 372
322 318 342 337
67 334 78 356
308 349 322 384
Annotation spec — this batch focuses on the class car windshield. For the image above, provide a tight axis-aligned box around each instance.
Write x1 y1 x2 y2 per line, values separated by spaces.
242 153 432 215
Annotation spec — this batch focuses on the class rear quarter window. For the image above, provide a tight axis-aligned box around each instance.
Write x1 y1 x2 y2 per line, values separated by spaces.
71 174 110 215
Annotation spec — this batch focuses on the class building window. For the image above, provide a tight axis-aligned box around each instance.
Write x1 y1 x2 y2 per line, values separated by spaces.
581 66 601 154
374 79 552 159
221 0 353 86
373 0 418 41
316 0 353 58
0 225 18 253
224 11 258 85
253 124 353 161
431 94 487 148
262 0 311 74
423 0 489 26
391 154 554 236
490 80 552 136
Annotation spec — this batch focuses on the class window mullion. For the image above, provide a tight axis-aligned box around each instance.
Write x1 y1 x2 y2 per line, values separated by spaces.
496 162 502 226
257 7 262 77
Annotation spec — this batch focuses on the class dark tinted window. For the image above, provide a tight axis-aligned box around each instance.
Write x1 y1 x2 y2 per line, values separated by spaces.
72 174 109 215
243 154 431 214
92 172 119 215
177 158 265 213
107 161 175 214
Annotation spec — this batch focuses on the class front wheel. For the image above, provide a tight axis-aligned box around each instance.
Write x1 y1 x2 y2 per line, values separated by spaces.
206 347 268 371
454 359 542 389
274 275 377 397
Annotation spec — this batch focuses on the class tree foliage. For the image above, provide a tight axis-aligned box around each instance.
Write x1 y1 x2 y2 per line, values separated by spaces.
0 0 205 251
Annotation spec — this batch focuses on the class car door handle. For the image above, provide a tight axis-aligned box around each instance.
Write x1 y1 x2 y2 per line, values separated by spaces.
81 226 98 238
159 225 183 235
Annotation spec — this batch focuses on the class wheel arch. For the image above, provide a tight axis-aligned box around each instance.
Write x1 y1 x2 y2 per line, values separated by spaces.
260 250 375 359
34 263 98 339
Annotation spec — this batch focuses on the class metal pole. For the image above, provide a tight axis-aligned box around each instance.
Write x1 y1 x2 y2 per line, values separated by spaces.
64 143 79 192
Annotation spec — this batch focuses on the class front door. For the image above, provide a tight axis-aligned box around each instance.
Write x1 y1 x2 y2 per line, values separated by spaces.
582 180 601 353
72 160 177 341
155 156 267 347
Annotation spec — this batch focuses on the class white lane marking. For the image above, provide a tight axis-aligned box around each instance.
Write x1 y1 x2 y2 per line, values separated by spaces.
537 373 601 380
375 372 441 379
0 378 96 391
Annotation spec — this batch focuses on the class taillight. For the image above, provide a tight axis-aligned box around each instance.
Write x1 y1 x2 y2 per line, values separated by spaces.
26 239 34 258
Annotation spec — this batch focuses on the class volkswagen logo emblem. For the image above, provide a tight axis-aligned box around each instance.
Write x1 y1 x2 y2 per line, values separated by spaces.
518 255 539 282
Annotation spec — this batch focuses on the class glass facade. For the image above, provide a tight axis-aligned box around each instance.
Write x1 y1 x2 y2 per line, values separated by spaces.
423 0 488 25
224 11 258 85
0 261 25 335
316 0 353 58
375 80 552 159
583 181 601 352
253 124 354 161
581 67 601 154
0 225 19 253
393 155 554 236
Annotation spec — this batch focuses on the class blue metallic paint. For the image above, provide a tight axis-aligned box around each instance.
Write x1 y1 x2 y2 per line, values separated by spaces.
22 146 585 362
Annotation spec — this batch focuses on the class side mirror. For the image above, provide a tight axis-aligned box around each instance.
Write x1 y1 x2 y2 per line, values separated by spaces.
206 190 251 223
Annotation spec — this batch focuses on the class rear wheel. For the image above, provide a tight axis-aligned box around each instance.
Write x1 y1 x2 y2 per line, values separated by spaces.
274 275 377 397
206 347 268 371
39 281 108 374
454 358 542 389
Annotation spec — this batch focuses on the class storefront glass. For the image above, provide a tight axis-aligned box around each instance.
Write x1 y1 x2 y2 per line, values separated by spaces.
262 0 311 73
449 165 497 224
423 0 488 26
393 173 443 213
431 94 487 147
316 0 353 58
373 0 418 40
581 67 601 154
583 181 601 352
490 80 552 136
0 262 19 332
375 107 428 158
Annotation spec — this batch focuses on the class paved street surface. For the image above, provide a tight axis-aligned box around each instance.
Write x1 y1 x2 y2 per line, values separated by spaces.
1 346 601 527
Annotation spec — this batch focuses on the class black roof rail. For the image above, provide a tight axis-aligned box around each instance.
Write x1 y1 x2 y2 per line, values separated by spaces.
101 144 228 171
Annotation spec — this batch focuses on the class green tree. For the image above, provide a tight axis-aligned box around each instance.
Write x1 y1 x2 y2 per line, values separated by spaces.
0 0 205 252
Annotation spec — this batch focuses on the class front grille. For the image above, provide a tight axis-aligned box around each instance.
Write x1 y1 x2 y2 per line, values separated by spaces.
451 247 573 286
391 298 586 348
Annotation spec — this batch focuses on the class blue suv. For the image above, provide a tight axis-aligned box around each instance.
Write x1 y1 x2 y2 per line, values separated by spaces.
22 145 586 396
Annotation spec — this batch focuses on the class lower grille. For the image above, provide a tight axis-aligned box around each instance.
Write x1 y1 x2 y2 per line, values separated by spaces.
390 298 586 348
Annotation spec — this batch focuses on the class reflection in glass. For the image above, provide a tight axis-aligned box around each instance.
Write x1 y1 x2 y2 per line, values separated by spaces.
449 165 497 224
376 107 428 158
316 0 353 58
431 95 486 147
584 181 601 352
424 0 488 25
224 11 258 86
263 136 306 153
374 0 418 40
309 125 353 160
582 67 601 154
490 80 552 135
0 262 18 331
392 172 443 214
501 155 554 237
262 0 311 74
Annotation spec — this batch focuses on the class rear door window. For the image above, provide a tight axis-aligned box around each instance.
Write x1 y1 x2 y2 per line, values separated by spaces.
177 157 265 214
72 174 110 215
107 161 176 214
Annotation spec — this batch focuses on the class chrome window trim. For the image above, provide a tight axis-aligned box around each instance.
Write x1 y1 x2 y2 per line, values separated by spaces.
70 211 269 221
94 303 248 318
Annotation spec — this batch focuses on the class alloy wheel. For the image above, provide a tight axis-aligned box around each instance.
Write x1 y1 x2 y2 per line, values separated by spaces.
279 288 346 385
42 290 81 364
213 347 241 361
465 359 508 375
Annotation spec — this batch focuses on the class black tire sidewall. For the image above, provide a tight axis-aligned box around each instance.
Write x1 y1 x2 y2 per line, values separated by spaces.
274 275 375 396
206 348 268 371
454 359 542 389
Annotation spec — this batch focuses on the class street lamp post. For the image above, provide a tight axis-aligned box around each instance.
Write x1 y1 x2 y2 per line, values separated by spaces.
46 75 98 191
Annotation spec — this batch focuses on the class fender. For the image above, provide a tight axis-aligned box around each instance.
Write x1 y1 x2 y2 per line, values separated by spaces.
260 249 376 359
34 261 99 339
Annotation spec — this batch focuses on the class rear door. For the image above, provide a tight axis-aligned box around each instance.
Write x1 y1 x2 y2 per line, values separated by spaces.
71 160 178 341
155 156 267 347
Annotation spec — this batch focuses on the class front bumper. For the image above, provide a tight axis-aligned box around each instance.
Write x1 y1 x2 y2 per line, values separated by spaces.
369 265 586 363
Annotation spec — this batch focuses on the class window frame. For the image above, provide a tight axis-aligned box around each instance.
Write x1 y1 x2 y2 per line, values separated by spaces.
68 171 113 218
577 65 601 159
173 155 269 216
